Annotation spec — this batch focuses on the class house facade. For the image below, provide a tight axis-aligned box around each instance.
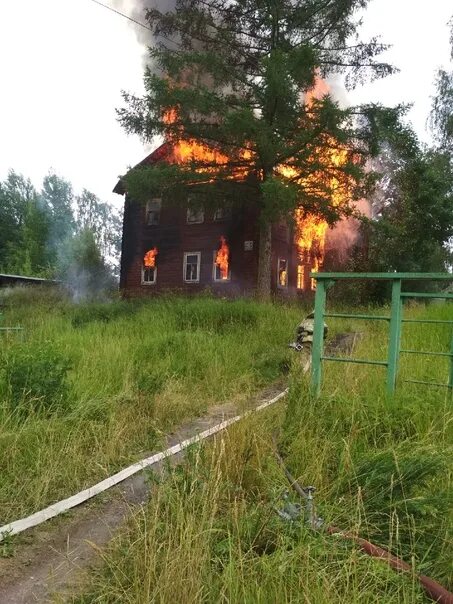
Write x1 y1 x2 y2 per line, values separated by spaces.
115 143 355 298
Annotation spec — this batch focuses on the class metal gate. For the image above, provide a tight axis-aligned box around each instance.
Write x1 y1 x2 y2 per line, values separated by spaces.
310 272 453 396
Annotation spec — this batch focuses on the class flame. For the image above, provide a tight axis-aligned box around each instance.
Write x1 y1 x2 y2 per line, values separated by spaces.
144 248 158 268
215 236 229 279
163 106 252 176
292 77 351 290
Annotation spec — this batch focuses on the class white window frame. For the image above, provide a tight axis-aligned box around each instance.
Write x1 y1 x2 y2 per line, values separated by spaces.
141 264 157 285
183 252 201 283
212 250 231 282
277 258 288 289
186 206 204 224
145 198 162 226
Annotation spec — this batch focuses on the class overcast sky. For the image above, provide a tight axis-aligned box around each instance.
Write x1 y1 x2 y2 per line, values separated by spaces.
0 0 451 209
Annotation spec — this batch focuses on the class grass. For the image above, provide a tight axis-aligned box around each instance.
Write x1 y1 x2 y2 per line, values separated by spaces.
0 286 452 602
0 287 301 523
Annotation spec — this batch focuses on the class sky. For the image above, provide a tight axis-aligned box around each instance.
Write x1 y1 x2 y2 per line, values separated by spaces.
0 0 451 210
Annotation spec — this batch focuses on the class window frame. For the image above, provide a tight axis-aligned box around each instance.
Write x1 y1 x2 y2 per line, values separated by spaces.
186 206 204 224
183 252 201 283
296 264 305 290
213 206 232 222
277 257 288 289
145 198 162 226
212 250 231 282
141 264 157 285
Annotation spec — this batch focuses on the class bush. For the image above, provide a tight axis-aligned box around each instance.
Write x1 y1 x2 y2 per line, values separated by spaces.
1 342 71 416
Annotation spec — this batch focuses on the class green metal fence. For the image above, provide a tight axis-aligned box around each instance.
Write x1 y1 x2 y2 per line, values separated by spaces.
0 313 23 338
310 272 453 396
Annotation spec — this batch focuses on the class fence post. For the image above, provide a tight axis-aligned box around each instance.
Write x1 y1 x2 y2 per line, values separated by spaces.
311 279 327 396
386 279 402 394
448 333 453 393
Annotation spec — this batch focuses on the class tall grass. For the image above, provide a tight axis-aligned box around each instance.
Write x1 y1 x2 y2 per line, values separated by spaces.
70 299 452 603
0 288 301 522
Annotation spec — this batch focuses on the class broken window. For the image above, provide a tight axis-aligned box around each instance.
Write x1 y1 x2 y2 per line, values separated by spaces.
142 265 157 284
142 248 158 284
146 199 162 226
184 252 201 282
297 265 305 290
213 238 230 281
278 258 288 288
213 206 232 221
186 206 204 224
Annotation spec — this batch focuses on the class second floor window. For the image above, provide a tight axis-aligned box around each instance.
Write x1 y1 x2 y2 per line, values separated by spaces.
187 207 204 224
184 252 201 282
146 199 162 225
213 206 232 221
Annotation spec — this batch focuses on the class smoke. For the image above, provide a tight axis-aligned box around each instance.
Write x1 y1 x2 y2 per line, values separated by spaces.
112 0 176 62
325 199 370 265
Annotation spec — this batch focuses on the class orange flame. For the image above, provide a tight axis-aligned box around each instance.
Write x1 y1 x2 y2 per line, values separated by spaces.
215 236 229 280
144 248 158 268
292 78 351 290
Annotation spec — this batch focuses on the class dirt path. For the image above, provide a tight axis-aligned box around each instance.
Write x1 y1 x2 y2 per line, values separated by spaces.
0 385 285 604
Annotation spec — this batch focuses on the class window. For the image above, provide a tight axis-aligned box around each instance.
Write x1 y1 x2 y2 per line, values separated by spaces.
297 265 305 290
142 248 158 285
277 258 288 288
186 206 204 224
183 252 201 282
213 252 231 281
146 199 162 225
213 206 232 221
142 265 157 285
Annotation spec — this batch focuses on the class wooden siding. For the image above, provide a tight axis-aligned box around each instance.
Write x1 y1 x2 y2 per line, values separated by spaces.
120 197 266 297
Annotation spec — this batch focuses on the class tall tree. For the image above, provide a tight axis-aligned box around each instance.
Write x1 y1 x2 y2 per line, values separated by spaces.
356 108 453 292
40 172 75 255
0 170 50 274
118 0 396 298
75 189 122 270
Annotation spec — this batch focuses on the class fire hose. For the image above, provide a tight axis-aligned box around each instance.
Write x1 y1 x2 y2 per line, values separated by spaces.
275 451 453 604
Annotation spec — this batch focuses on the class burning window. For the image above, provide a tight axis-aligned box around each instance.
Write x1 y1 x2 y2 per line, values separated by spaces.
146 199 162 226
186 206 204 224
213 206 232 221
213 237 230 281
297 265 305 290
142 248 158 285
183 252 201 282
278 258 288 288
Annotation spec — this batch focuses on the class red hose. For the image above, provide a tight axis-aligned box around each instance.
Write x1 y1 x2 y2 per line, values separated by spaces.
327 526 453 604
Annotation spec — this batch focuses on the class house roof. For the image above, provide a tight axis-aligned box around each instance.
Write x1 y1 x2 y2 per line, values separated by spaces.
113 142 172 195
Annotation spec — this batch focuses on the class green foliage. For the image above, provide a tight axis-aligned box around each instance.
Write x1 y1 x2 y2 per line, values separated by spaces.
1 341 71 416
0 169 121 291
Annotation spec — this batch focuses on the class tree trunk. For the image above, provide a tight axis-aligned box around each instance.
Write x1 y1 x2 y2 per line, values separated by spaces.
256 220 272 301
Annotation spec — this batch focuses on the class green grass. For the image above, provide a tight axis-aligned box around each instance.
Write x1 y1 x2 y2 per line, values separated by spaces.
1 287 452 602
0 287 301 523
68 297 451 603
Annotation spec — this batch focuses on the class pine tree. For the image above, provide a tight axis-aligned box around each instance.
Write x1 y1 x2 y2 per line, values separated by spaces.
118 0 396 298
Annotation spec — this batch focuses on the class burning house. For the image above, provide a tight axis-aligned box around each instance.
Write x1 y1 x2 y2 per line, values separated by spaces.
115 77 367 297
115 142 365 297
